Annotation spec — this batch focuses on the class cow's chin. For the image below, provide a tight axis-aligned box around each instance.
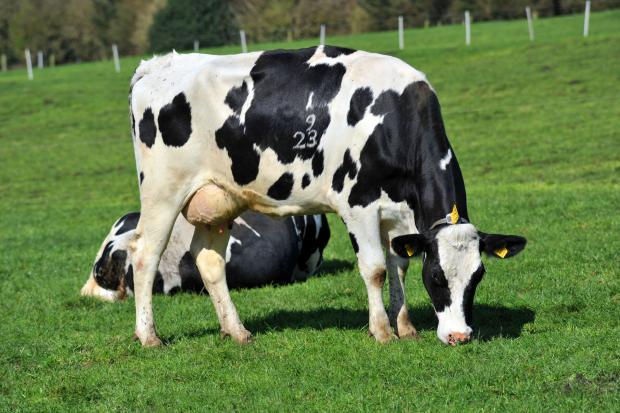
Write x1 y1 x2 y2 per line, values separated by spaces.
80 275 122 302
436 310 473 346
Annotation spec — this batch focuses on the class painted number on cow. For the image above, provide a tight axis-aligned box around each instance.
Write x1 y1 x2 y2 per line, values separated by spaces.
293 114 318 149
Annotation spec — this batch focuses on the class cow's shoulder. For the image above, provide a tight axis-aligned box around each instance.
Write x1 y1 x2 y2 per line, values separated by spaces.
342 51 429 94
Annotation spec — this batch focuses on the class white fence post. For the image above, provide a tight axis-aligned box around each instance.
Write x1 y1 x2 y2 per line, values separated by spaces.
583 0 591 37
25 49 33 80
112 44 120 73
1 54 6 72
37 50 43 68
319 24 325 45
240 30 247 53
526 6 534 41
193 40 199 51
465 11 471 46
398 16 404 50
49 54 55 68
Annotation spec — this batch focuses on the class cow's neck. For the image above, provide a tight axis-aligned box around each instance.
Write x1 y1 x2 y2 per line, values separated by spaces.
410 118 468 234
414 152 468 233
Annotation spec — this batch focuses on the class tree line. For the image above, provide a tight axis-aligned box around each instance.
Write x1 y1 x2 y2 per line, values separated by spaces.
1 0 618 66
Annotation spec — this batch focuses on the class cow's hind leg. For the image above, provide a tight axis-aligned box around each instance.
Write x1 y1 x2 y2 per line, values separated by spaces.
131 203 179 347
343 211 392 343
191 224 251 344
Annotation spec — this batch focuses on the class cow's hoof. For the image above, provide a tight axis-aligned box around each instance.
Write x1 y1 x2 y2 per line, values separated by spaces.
221 328 253 344
232 329 253 344
396 324 419 340
143 336 163 348
134 333 162 347
369 329 393 344
397 329 420 340
369 316 393 343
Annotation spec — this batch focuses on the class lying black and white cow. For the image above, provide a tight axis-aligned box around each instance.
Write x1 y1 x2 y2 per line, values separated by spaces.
127 45 526 347
81 211 329 301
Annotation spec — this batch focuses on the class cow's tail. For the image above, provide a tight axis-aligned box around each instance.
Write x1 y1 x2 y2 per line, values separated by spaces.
128 51 179 194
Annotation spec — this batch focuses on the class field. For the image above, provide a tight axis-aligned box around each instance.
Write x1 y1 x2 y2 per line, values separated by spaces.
1 10 619 411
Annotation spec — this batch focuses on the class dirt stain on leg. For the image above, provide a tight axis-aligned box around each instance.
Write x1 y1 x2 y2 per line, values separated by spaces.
370 269 386 289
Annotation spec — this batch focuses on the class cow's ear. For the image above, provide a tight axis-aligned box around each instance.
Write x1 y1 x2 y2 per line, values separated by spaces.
479 232 527 259
391 234 427 258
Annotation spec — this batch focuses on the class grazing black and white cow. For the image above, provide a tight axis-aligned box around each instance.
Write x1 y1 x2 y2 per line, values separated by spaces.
81 211 329 301
127 46 526 347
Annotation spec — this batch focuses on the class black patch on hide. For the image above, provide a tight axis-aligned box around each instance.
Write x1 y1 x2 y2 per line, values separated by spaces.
215 47 347 185
347 87 373 126
158 92 192 147
139 108 156 147
267 173 294 200
331 149 357 193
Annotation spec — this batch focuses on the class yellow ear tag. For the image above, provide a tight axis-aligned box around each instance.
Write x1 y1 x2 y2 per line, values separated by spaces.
495 246 509 259
450 204 459 225
405 244 415 257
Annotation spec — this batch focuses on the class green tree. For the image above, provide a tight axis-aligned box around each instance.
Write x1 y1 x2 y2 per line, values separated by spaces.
293 0 365 40
232 0 295 43
359 0 428 30
149 0 238 52
0 0 18 61
9 0 72 62
232 0 372 43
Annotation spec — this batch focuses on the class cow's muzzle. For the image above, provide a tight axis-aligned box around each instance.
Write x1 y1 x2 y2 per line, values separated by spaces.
447 331 471 346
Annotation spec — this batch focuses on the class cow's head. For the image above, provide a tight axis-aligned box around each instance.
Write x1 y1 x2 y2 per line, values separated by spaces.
81 213 140 301
81 238 132 302
391 223 526 346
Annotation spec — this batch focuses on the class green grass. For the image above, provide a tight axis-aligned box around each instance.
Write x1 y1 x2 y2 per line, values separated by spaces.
1 10 619 412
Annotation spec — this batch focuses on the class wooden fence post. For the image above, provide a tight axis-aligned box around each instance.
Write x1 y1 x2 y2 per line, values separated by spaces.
583 1 591 37
112 44 120 73
465 11 471 46
25 49 33 80
398 16 404 50
240 30 247 53
526 6 534 41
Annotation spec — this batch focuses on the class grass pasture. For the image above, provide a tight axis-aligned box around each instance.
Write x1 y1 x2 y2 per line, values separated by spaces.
1 10 619 412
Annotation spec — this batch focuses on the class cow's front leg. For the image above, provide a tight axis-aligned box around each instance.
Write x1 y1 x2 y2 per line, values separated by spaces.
386 251 418 339
344 212 392 343
190 224 251 344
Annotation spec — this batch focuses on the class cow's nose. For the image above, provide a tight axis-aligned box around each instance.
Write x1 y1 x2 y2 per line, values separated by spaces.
447 332 470 346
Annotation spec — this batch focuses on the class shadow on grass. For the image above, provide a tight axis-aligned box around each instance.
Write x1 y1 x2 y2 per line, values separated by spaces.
245 304 535 341
163 304 534 344
314 259 355 276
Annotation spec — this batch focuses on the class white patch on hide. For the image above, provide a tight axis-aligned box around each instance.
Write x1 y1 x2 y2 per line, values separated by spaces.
306 92 314 110
226 236 241 262
439 149 452 171
239 78 255 125
234 217 260 237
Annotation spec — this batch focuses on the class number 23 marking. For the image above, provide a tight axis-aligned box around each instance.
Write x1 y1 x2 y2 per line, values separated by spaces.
293 114 318 149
